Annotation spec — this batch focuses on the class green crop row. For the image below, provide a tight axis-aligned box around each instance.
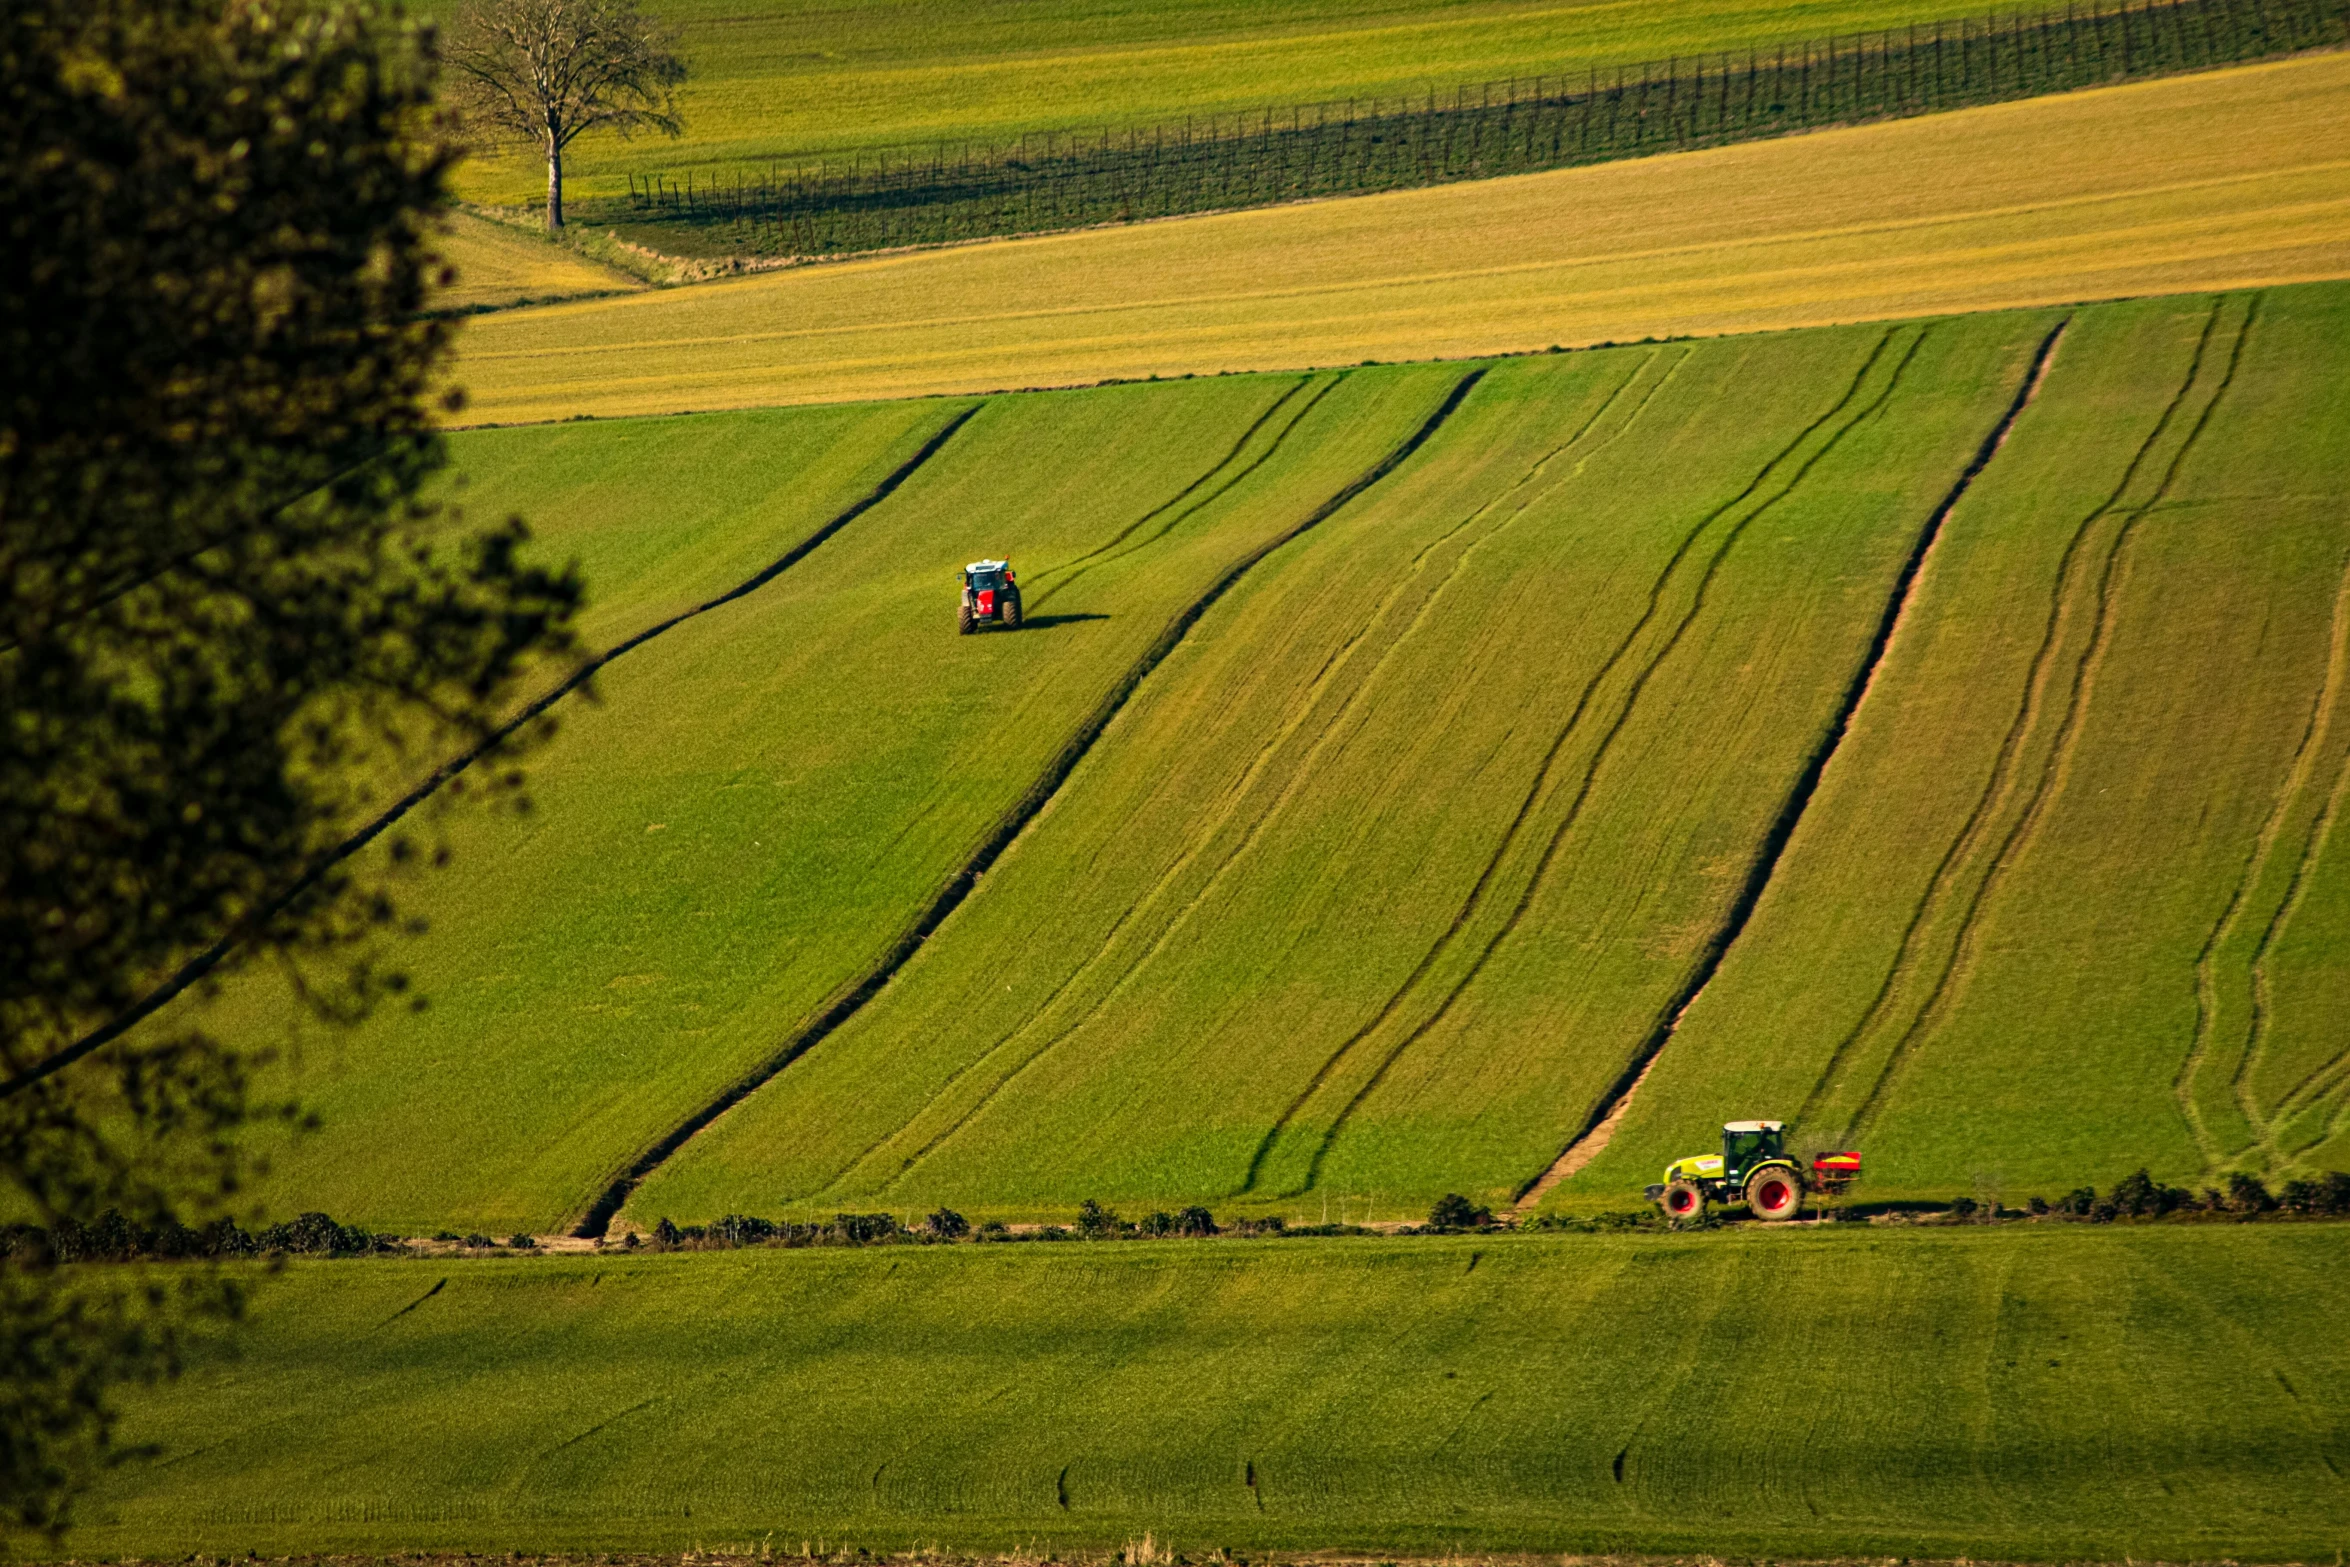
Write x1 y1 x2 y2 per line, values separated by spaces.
589 0 2349 262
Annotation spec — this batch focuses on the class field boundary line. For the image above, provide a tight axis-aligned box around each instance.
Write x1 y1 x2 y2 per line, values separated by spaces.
1797 296 2229 1142
1290 329 1946 1196
845 351 1670 1200
4 403 983 1106
1848 294 2258 1147
1514 314 2069 1211
572 368 1489 1236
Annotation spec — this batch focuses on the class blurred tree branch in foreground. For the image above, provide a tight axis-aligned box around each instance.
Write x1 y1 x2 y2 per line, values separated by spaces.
0 0 581 1536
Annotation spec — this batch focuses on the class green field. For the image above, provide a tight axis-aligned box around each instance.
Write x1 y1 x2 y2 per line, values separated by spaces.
175 281 2350 1238
223 366 1478 1234
72 1225 2350 1559
437 0 2053 208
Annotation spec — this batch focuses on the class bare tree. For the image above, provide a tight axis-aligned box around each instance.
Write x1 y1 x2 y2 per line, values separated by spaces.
442 0 685 230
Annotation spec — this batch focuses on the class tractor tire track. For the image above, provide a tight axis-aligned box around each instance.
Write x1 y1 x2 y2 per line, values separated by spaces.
1798 297 2233 1141
2250 692 2350 1141
1287 327 1937 1197
1513 316 2069 1212
1027 375 1337 611
573 368 1488 1235
6 403 984 1106
2186 540 2350 1151
1235 327 1911 1197
1845 295 2258 1147
848 353 1676 1198
795 371 1384 1196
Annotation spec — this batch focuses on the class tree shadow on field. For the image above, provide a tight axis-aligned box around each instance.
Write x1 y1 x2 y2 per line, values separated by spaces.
1015 613 1109 631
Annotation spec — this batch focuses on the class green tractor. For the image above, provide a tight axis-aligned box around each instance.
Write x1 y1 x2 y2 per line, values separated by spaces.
1644 1120 1861 1222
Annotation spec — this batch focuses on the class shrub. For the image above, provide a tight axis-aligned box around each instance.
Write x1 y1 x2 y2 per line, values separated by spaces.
1947 1197 1979 1220
974 1220 1011 1242
507 1233 538 1249
652 1218 681 1248
824 1213 902 1246
2107 1168 2194 1218
2225 1172 2276 1213
1136 1211 1177 1238
259 1212 378 1255
711 1214 776 1247
2278 1173 2350 1216
1074 1199 1123 1239
1427 1194 1493 1231
1174 1206 1219 1237
2026 1195 2050 1216
921 1207 970 1241
464 1232 494 1248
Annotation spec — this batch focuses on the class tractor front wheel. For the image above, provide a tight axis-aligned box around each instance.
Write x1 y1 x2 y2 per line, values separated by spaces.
1662 1180 1707 1222
957 604 975 635
1745 1166 1804 1222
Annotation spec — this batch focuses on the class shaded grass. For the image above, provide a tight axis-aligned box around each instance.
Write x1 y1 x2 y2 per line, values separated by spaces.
447 55 2350 424
72 1225 2350 1560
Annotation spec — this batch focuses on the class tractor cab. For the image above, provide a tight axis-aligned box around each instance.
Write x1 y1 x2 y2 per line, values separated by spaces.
1720 1120 1786 1187
958 558 1023 634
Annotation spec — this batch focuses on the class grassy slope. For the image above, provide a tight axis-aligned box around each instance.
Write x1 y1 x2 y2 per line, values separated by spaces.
630 314 2046 1224
430 211 643 313
218 371 1463 1234
1575 287 2350 1205
77 1227 2350 1559
449 55 2350 423
203 288 2350 1232
436 0 2051 207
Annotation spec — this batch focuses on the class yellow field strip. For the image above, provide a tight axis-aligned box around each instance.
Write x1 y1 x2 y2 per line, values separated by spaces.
453 55 2350 422
432 211 645 314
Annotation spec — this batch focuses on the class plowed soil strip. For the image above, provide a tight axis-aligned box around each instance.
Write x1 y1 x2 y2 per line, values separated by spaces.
573 368 1488 1237
1513 315 2068 1209
5 404 981 1104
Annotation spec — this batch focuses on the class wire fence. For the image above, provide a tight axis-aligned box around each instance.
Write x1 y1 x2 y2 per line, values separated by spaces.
595 0 2350 259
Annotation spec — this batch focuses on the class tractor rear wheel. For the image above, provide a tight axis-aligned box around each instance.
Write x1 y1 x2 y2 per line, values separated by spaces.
957 604 975 635
1662 1180 1706 1221
1004 596 1023 629
1745 1166 1804 1222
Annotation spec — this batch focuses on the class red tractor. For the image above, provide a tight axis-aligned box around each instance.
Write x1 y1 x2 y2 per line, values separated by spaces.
1643 1120 1862 1222
958 559 1023 634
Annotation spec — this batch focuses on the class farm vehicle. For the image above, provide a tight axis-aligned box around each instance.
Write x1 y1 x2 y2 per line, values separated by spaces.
958 559 1023 634
1644 1119 1861 1222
